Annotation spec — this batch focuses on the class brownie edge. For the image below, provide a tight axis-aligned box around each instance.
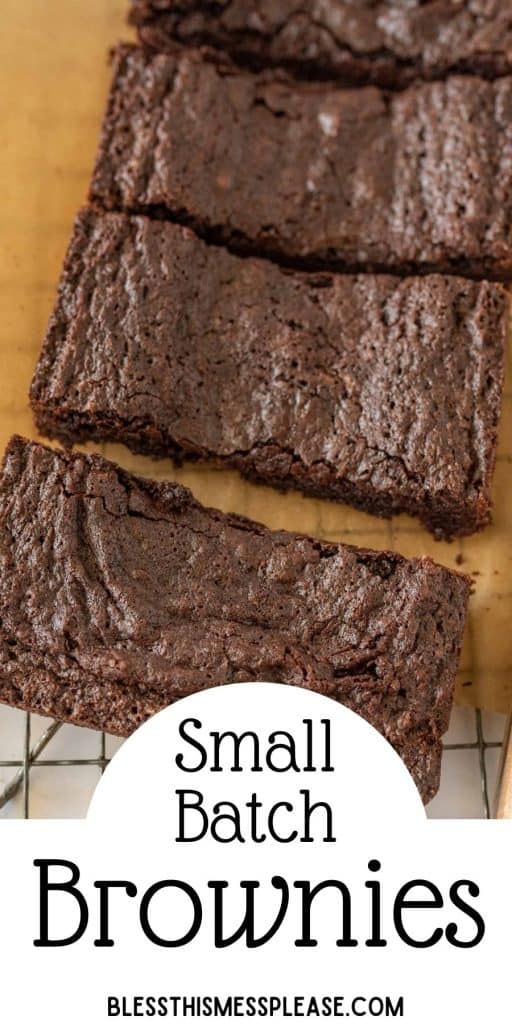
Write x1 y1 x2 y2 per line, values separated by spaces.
0 436 471 802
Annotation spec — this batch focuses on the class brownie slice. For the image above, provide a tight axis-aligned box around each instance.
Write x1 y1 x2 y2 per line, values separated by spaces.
129 0 512 88
30 208 508 539
0 436 470 801
89 45 512 279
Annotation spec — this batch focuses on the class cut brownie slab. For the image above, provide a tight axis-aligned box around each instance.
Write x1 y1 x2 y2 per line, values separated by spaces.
30 208 508 539
89 45 512 279
0 436 470 801
129 0 512 88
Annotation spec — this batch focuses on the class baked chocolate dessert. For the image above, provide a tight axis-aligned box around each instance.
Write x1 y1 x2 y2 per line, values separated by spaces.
89 45 512 279
0 436 471 801
129 0 512 88
31 208 508 538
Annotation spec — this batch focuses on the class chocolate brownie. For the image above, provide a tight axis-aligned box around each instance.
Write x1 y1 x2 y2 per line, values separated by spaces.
30 208 508 539
0 436 470 801
89 45 512 279
129 1 512 88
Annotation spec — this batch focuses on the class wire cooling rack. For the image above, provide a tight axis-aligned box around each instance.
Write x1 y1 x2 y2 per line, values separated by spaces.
0 717 108 818
0 708 506 819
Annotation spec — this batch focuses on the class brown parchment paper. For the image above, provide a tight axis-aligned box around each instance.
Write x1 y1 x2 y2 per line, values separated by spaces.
0 0 510 713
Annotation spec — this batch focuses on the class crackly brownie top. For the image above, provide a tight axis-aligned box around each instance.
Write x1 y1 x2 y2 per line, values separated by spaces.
89 45 512 273
32 209 507 511
0 437 469 744
129 1 512 84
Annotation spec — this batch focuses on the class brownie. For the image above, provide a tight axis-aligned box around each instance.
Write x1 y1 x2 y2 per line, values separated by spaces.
89 45 512 279
129 0 512 88
30 208 508 539
0 436 470 801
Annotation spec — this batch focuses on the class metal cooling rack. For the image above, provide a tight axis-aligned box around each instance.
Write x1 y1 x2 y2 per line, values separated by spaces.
0 717 108 817
442 710 503 819
0 708 505 819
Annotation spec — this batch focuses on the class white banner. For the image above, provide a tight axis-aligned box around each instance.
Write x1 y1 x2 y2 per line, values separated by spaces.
0 684 510 1022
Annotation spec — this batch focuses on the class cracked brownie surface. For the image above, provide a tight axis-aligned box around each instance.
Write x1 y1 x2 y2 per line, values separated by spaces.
89 45 512 279
0 436 470 801
31 208 508 538
129 1 512 87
